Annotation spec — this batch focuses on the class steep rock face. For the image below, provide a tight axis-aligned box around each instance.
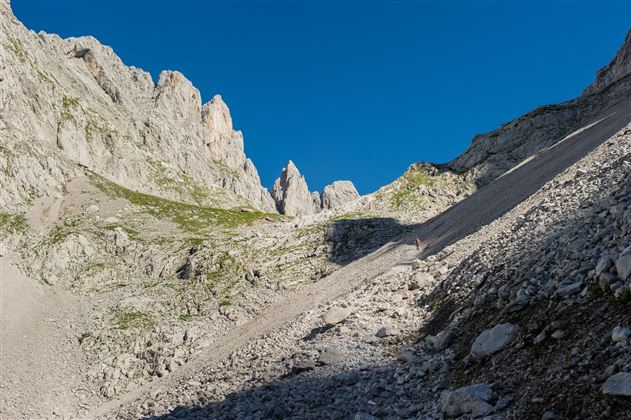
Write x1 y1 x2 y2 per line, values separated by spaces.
320 181 360 210
271 161 313 217
0 1 275 212
448 29 631 186
583 30 631 96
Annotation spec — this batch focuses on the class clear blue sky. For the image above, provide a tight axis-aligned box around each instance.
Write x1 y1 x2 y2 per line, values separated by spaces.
12 1 631 194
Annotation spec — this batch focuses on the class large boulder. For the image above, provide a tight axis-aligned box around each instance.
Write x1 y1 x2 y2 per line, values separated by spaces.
471 323 519 358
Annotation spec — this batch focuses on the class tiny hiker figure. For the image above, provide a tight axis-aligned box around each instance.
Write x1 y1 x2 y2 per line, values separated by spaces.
415 237 421 251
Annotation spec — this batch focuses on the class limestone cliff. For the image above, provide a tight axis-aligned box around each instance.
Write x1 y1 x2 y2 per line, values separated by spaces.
0 1 275 212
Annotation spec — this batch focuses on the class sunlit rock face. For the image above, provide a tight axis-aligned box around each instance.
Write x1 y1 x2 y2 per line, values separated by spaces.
0 1 274 212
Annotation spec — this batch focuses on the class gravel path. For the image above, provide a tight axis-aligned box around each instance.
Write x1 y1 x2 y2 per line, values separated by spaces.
0 253 90 418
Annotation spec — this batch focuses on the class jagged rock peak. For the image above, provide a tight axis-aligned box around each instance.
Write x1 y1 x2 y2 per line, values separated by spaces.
321 180 360 210
271 160 314 217
202 94 233 135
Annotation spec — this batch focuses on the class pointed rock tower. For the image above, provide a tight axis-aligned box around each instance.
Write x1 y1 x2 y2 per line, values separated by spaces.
271 161 315 216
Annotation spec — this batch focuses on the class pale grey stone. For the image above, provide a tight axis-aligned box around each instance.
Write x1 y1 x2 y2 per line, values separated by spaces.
471 323 519 358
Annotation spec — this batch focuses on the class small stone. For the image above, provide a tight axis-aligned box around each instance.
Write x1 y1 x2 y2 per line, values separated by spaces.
441 384 493 417
603 372 631 397
398 348 419 363
324 307 352 326
595 256 612 277
318 348 345 365
353 413 376 420
86 204 100 214
376 326 399 338
556 281 582 297
429 330 455 351
616 247 631 281
292 357 316 372
471 323 519 358
533 332 546 345
551 329 566 339
612 326 631 343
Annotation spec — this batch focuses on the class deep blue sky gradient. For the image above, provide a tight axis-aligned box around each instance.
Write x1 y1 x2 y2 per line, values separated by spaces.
12 1 631 194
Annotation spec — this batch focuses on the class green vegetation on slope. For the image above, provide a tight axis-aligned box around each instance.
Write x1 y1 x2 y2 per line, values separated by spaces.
388 166 435 210
114 311 153 330
91 174 280 231
0 212 28 233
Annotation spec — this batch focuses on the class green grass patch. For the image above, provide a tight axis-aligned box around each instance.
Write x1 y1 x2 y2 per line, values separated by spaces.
389 166 435 210
0 213 28 233
91 173 280 231
330 211 377 222
77 331 92 345
46 225 80 246
219 296 231 308
179 313 192 321
61 96 79 124
114 311 153 330
619 288 631 304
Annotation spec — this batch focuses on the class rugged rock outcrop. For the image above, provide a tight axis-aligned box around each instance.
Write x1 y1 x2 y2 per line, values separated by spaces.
0 1 275 212
271 161 314 216
448 30 631 186
320 180 360 210
271 161 360 216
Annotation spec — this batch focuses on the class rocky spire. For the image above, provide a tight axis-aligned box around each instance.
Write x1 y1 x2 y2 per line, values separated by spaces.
271 161 314 216
271 161 361 216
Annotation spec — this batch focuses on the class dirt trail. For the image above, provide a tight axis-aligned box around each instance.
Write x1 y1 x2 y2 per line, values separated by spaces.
94 97 631 418
0 253 90 419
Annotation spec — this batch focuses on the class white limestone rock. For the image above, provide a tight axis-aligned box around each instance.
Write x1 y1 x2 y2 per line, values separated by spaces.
0 2 275 212
321 180 360 210
271 161 314 217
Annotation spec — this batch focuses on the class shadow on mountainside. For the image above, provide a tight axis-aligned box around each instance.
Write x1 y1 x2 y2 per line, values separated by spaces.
326 217 417 266
146 197 631 419
413 173 631 418
406 96 631 263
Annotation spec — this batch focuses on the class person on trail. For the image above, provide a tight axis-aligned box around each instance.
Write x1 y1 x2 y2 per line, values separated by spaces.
415 237 421 251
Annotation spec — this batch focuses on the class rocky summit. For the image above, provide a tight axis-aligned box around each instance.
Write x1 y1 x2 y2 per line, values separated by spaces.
1 1 631 419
